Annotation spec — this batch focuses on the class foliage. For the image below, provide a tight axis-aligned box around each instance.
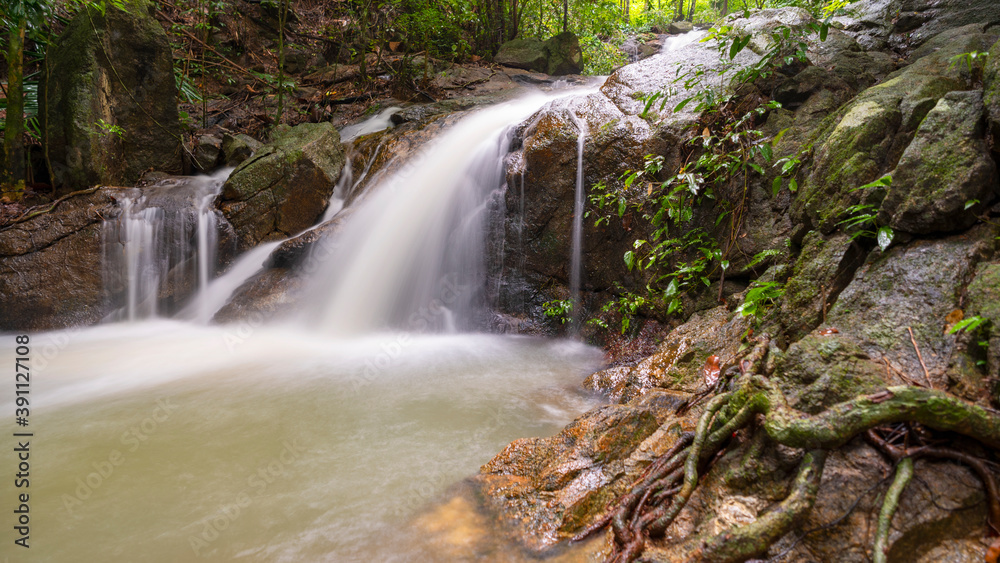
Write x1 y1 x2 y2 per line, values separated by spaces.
735 279 784 319
837 175 893 250
543 299 574 324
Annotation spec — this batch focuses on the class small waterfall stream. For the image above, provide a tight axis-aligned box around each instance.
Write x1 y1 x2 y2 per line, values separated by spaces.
3 83 609 562
568 111 588 328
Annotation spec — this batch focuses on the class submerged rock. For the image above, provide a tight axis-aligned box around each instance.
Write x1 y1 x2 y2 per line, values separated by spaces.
41 1 182 189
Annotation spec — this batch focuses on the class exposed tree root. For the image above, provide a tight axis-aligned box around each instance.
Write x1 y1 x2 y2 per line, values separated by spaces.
574 371 1000 563
873 457 913 563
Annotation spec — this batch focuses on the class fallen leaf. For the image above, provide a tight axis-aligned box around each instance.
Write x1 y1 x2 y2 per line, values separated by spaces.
943 308 964 334
817 327 839 336
703 355 721 389
986 536 1000 563
702 127 711 141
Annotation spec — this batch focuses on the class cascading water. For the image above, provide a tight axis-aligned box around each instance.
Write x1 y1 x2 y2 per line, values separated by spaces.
2 84 609 562
660 29 708 53
307 90 597 335
568 111 588 328
102 168 232 321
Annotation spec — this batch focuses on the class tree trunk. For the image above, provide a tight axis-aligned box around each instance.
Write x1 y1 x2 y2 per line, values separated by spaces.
3 18 26 195
687 0 696 21
721 0 729 16
562 0 568 33
675 0 685 21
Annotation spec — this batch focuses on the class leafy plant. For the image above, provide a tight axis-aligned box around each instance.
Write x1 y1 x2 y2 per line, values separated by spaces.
838 175 893 250
543 299 574 324
736 280 785 319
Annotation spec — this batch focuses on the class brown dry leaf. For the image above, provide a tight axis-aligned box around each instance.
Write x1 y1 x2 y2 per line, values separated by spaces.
943 308 963 334
702 355 721 389
817 327 839 336
702 127 711 141
986 536 1000 563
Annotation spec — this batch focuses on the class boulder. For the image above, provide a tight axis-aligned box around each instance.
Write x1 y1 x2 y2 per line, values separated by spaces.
494 33 583 76
493 37 547 73
0 189 117 330
543 32 583 75
667 21 693 34
218 122 346 250
878 90 998 234
191 134 222 172
220 133 262 167
41 2 182 189
793 24 997 234
825 226 996 390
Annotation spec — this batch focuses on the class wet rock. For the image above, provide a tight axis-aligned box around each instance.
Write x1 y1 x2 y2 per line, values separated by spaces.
474 389 693 553
219 122 346 250
793 24 996 234
191 134 222 172
893 0 1000 49
772 333 886 413
985 39 1000 147
220 133 262 167
41 1 182 189
878 90 998 234
826 227 995 390
213 267 302 323
778 231 868 342
0 189 118 330
585 306 752 403
494 38 548 73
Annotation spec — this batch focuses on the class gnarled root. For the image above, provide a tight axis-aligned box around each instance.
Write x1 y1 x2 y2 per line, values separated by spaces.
578 373 1000 563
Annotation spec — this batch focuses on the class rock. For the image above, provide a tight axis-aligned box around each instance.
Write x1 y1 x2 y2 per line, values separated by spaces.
494 33 583 76
893 0 1000 48
878 90 998 234
191 134 222 172
585 306 752 403
220 133 262 167
474 389 693 553
667 21 693 34
41 2 182 189
543 32 583 75
772 333 887 413
965 261 1000 390
985 38 1000 147
826 227 996 390
0 189 117 330
778 231 868 342
219 122 346 250
793 24 997 234
494 37 547 73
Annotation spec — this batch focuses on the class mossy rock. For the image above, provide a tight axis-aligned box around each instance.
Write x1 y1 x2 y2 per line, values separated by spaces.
985 37 1000 146
779 231 867 342
826 227 996 388
793 24 995 233
543 32 583 75
772 333 886 413
219 122 345 250
965 261 1000 382
878 90 998 234
494 37 547 73
42 1 182 188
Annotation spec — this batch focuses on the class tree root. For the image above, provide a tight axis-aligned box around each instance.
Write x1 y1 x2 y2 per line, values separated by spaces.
576 372 1000 563
873 457 913 563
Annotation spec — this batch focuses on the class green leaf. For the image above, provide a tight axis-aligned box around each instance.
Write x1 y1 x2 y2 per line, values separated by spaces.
819 22 829 42
673 96 693 113
877 226 894 251
789 178 798 192
772 176 783 197
948 315 985 334
965 199 980 210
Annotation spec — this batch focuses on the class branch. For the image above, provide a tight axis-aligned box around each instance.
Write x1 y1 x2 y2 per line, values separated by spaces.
873 457 914 563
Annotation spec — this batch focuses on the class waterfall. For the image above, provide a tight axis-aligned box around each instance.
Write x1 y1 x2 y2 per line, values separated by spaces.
306 89 597 336
568 111 587 328
661 29 707 54
102 168 231 321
